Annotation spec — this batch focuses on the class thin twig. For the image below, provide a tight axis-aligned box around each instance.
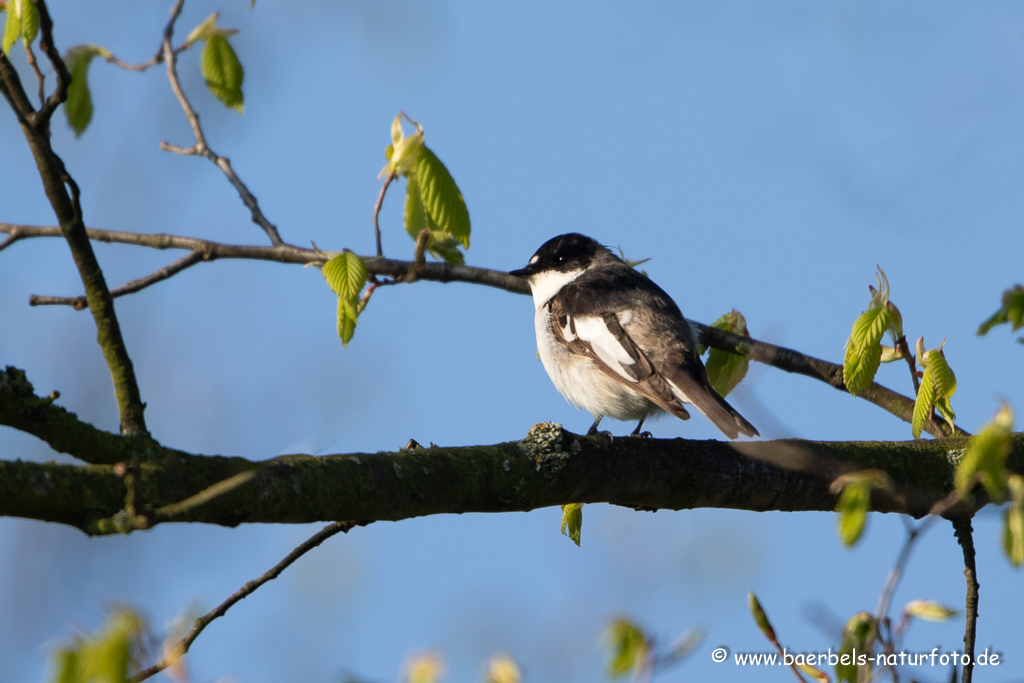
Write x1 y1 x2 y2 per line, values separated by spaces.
373 172 395 257
0 222 970 438
154 470 256 521
875 517 935 621
951 517 979 683
127 520 369 683
29 249 207 308
158 8 284 247
23 42 45 107
32 0 72 127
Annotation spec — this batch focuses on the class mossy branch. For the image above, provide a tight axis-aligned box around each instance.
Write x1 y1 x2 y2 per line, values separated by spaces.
2 394 1020 534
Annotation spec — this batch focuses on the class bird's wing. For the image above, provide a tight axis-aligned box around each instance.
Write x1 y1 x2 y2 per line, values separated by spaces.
547 300 691 421
549 268 759 439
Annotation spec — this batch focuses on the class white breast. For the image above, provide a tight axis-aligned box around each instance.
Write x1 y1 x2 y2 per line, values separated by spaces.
534 306 655 422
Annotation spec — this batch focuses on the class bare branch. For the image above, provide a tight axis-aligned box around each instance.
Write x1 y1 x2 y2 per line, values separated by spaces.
128 520 369 683
373 172 396 257
32 0 72 127
0 7 149 436
23 42 45 107
158 15 284 247
0 222 971 437
29 249 207 308
952 518 979 683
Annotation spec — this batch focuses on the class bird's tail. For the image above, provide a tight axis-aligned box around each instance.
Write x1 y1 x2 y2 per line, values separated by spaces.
686 384 759 440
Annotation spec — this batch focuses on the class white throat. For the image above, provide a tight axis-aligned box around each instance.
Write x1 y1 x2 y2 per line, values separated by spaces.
527 268 585 309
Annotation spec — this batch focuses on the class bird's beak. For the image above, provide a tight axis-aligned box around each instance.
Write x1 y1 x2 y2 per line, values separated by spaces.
508 264 536 278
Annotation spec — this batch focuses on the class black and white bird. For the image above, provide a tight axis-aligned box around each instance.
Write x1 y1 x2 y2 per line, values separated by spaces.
510 233 759 439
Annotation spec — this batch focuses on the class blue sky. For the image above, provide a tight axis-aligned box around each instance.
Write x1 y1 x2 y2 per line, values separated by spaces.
2 1 1023 681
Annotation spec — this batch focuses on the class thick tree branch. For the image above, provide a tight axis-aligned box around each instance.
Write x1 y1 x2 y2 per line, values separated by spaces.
1 373 1015 534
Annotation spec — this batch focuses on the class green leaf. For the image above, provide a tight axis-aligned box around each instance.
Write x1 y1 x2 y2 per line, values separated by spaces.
836 612 875 683
404 173 431 240
797 663 831 683
185 12 220 46
925 349 956 398
978 285 1024 335
902 599 959 622
703 310 750 396
429 236 466 265
835 482 870 547
322 252 367 301
382 112 426 178
747 592 777 644
843 306 890 396
560 503 582 546
404 175 466 264
323 252 367 348
19 0 37 45
413 147 471 248
954 403 1014 502
911 367 935 439
201 33 244 113
1004 476 1024 567
2 0 21 54
63 46 103 137
337 299 357 347
602 619 649 679
49 610 141 683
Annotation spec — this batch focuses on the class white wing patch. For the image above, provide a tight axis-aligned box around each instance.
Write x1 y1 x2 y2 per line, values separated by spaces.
666 378 693 405
573 315 639 383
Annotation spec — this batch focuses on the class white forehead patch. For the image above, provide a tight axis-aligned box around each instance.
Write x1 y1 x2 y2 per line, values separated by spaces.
529 255 539 264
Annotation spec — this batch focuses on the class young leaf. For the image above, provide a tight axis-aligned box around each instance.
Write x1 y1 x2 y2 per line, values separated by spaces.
64 46 104 137
954 403 1014 502
2 0 21 54
322 252 367 301
429 236 466 265
404 173 432 240
337 299 357 347
834 482 870 547
185 12 220 46
836 612 876 683
201 33 244 113
483 653 521 683
901 599 959 622
404 651 444 683
1003 476 1024 567
18 0 36 45
602 618 649 679
704 310 750 397
911 367 935 439
560 503 583 546
843 306 891 396
382 112 426 179
925 349 957 398
797 663 831 683
413 147 470 248
747 592 777 645
978 284 1024 336
323 252 367 347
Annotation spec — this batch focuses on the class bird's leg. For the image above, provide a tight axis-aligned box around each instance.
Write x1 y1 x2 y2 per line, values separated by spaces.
586 417 613 439
630 418 652 439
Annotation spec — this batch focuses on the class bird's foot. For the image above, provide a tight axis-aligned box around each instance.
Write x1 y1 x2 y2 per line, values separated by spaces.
630 430 653 439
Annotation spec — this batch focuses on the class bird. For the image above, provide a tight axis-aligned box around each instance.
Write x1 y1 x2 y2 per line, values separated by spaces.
509 233 758 439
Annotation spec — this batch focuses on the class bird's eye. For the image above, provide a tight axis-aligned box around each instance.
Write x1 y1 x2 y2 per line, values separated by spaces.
557 255 566 264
